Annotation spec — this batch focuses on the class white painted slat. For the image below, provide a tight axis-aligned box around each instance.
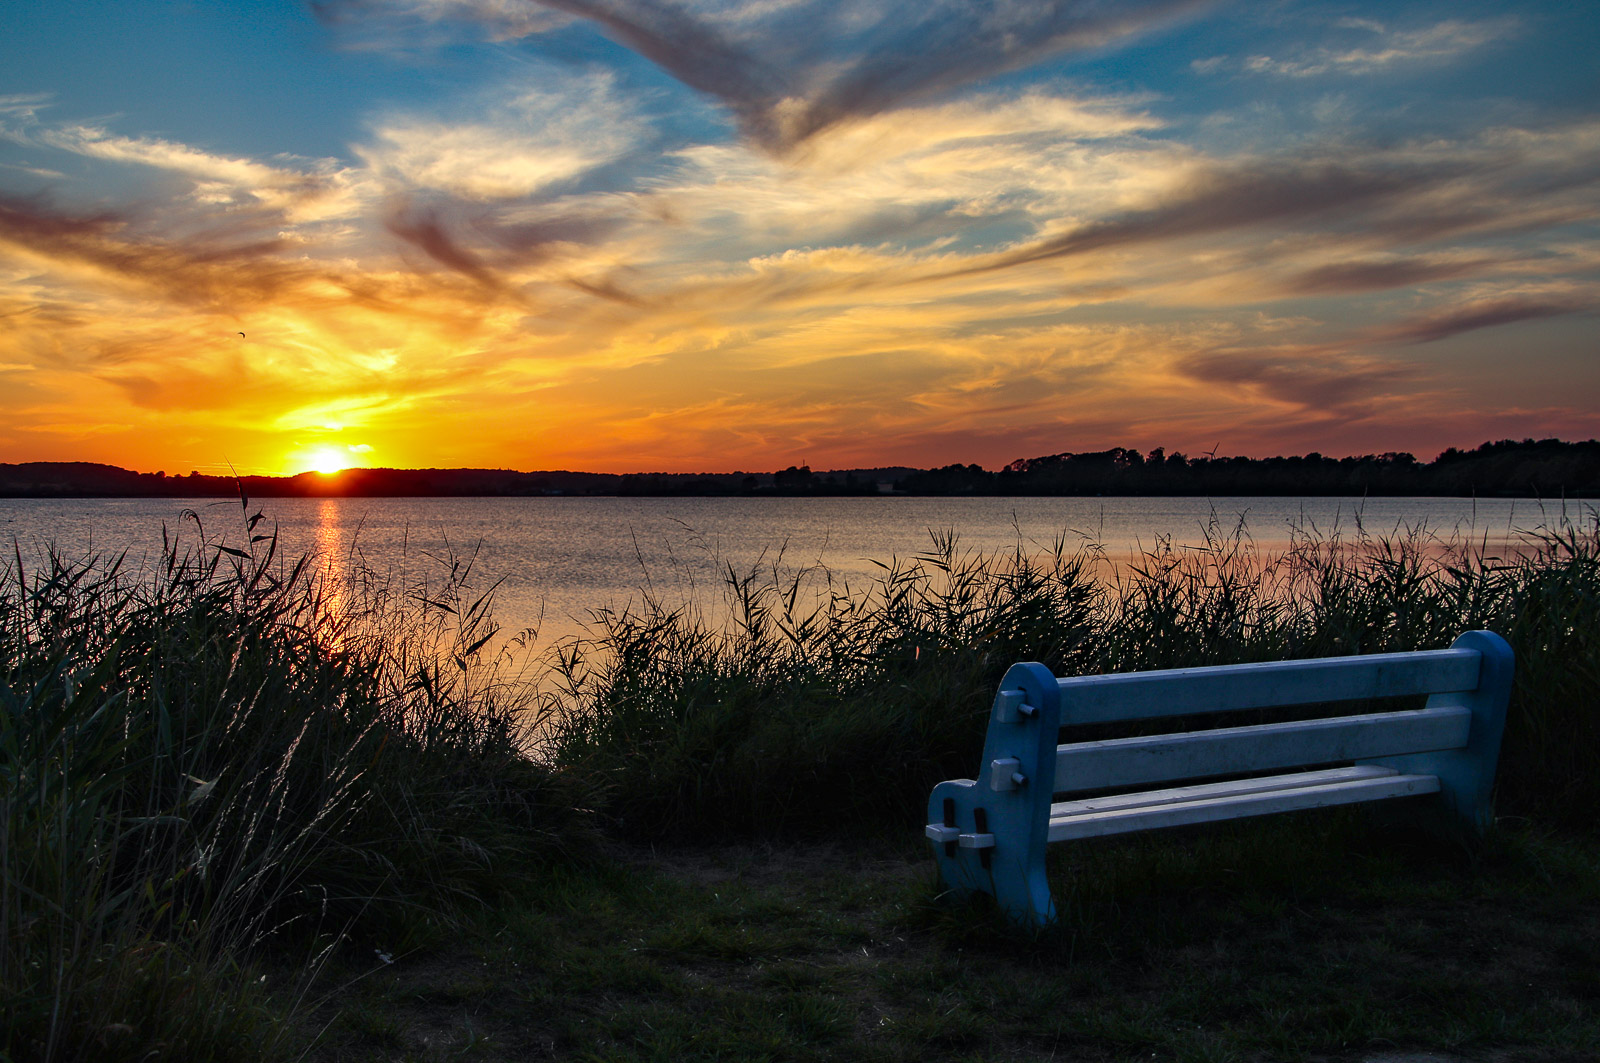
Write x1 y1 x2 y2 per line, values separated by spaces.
1048 765 1399 818
1053 705 1471 792
1055 648 1480 725
1047 773 1441 841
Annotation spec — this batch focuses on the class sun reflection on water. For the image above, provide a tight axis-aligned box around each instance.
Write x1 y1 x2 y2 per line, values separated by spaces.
311 499 350 644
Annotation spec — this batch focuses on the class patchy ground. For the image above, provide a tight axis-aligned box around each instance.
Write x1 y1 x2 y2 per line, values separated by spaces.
296 817 1600 1062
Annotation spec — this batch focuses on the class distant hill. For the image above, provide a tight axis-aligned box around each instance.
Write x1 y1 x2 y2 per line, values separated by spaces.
0 462 918 498
2 442 1596 498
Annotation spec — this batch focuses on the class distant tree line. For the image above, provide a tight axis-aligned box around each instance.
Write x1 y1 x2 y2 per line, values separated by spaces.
897 439 1600 498
2 439 1597 498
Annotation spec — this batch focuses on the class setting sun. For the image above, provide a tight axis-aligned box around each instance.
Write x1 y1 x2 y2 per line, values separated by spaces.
300 446 353 476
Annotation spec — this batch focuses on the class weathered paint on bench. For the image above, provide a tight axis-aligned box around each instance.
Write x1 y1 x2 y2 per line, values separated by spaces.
925 630 1514 927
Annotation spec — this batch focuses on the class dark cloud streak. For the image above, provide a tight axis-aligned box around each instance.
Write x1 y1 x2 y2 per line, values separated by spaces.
383 197 634 305
1380 295 1592 344
1284 256 1499 295
0 193 516 321
385 202 503 287
945 159 1454 278
779 0 1206 149
521 0 1207 151
1176 348 1418 413
530 0 784 136
0 193 302 308
0 194 124 241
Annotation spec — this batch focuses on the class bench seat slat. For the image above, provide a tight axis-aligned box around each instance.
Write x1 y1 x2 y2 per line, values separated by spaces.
1049 764 1400 817
1055 648 1481 725
1047 771 1441 842
1054 705 1471 792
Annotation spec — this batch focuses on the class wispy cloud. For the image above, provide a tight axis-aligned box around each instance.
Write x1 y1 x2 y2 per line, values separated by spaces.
0 94 54 122
313 0 572 47
0 162 67 179
1198 17 1516 78
356 70 645 199
1 106 360 222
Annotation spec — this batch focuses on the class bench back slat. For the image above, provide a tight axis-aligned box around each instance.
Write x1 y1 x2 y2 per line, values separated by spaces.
1053 704 1472 793
1055 648 1481 726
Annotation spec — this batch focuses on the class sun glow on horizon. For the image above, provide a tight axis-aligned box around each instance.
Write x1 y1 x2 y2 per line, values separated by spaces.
296 445 362 476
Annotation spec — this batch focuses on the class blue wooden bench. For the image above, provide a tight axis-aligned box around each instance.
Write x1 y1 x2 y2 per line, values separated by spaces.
925 630 1514 927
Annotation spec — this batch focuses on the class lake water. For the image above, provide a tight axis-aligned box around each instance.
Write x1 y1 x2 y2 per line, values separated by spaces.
0 494 1583 645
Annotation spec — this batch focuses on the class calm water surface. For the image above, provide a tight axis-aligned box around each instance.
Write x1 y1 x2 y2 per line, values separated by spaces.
0 495 1578 644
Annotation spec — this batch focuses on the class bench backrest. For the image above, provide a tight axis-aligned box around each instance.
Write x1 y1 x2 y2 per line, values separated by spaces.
1054 704 1471 792
1055 647 1482 725
1047 645 1491 793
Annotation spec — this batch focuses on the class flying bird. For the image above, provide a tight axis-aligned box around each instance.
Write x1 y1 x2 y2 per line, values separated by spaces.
237 332 245 338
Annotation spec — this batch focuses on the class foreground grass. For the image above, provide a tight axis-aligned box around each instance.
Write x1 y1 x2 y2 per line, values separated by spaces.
1 503 583 1063
7 503 1600 1061
306 817 1600 1062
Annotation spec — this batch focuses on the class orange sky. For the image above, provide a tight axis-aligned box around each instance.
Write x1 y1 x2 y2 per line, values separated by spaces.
2 1 1597 476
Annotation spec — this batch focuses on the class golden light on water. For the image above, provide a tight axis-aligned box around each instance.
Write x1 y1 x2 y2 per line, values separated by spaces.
312 499 349 644
313 498 346 564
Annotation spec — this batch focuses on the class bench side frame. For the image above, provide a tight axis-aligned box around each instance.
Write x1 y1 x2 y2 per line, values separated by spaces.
1357 628 1513 836
927 661 1061 926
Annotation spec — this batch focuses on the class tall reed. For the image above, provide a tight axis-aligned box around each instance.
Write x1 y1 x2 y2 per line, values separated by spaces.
544 533 1102 837
0 501 577 1063
545 509 1600 839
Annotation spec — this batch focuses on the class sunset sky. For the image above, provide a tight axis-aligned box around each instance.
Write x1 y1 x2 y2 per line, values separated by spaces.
2 0 1596 476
